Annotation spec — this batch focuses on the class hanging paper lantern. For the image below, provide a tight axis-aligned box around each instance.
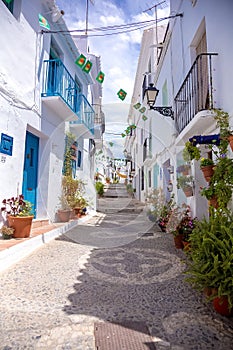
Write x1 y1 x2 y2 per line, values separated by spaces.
75 54 86 68
83 60 92 73
96 71 105 83
38 14 50 30
117 89 127 101
139 106 146 113
142 115 148 121
133 102 141 109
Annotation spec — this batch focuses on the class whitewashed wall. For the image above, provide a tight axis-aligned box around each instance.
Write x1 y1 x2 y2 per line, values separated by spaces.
0 0 97 223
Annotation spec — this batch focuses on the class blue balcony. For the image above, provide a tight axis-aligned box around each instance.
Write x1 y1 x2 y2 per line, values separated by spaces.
41 59 94 137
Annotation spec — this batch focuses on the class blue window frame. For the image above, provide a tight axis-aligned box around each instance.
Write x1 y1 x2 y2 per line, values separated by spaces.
0 133 13 156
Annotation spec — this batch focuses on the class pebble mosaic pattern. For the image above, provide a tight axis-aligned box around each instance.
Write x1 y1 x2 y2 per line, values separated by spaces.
0 194 232 349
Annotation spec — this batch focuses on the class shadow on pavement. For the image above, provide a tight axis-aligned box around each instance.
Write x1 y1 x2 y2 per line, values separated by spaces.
60 226 233 349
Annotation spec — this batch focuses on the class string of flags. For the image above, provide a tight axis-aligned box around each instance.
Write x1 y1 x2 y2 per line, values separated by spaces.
121 124 137 138
133 102 148 121
117 89 127 101
38 12 128 102
39 14 50 30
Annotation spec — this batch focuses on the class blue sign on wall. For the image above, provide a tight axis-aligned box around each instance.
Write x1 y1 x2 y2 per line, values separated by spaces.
0 133 13 156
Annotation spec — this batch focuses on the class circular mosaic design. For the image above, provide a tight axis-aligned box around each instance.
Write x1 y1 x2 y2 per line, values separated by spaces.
88 248 185 285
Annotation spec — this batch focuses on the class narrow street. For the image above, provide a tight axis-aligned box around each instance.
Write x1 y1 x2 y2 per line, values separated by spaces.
0 184 232 349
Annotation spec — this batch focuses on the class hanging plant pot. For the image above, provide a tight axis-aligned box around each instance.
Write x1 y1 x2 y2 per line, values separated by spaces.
8 215 33 238
183 185 193 197
209 196 219 209
177 164 190 175
201 165 215 182
213 296 233 317
228 135 233 152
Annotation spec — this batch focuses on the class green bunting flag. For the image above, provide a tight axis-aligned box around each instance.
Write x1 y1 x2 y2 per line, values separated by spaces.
109 142 114 147
82 60 92 73
131 124 136 129
96 71 105 84
139 106 146 113
133 102 141 110
121 133 126 138
142 115 148 121
38 14 50 30
75 54 86 68
117 89 127 101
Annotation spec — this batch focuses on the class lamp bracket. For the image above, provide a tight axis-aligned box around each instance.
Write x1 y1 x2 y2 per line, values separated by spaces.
150 106 174 119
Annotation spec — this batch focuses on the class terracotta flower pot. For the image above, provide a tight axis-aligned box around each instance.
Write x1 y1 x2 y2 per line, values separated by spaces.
8 215 33 238
201 165 214 182
213 296 233 317
182 241 191 251
57 209 71 222
228 135 233 151
209 196 219 208
183 185 193 197
174 234 184 249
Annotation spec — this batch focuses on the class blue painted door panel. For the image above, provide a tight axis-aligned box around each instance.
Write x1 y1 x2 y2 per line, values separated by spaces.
22 132 39 217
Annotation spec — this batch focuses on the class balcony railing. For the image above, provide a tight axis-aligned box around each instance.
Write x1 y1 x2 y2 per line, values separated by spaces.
69 94 94 134
41 59 94 134
174 53 218 133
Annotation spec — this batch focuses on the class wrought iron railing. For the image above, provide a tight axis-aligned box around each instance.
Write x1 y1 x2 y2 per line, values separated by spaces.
69 94 94 134
174 53 218 133
41 59 94 133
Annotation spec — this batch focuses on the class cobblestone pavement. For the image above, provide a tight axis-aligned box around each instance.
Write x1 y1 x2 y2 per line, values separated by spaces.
0 188 233 349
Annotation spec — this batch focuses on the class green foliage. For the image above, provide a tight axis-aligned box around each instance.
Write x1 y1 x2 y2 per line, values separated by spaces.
177 175 194 189
60 176 87 209
95 181 104 196
200 158 214 167
63 132 77 177
200 110 233 209
185 209 233 310
183 141 201 161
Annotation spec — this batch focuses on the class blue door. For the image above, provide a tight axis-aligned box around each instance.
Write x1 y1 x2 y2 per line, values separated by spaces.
22 132 39 217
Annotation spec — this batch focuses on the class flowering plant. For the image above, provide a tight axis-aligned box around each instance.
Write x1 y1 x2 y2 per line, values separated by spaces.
166 204 196 239
1 195 33 217
200 158 214 167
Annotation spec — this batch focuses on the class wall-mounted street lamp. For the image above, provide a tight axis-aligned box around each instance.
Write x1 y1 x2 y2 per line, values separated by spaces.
145 84 174 119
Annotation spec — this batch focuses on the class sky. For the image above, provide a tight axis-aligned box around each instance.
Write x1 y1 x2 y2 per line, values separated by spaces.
56 0 170 158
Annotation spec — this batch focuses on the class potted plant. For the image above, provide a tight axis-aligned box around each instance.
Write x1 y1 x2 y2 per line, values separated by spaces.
1 195 34 238
177 175 194 197
0 225 14 240
185 209 233 316
183 141 201 162
106 177 111 184
95 181 104 197
57 193 71 222
177 164 191 175
213 109 233 151
157 195 175 232
200 157 215 182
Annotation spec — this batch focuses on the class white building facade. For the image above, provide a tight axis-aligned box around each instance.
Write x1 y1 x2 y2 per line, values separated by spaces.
126 0 233 219
0 0 104 223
